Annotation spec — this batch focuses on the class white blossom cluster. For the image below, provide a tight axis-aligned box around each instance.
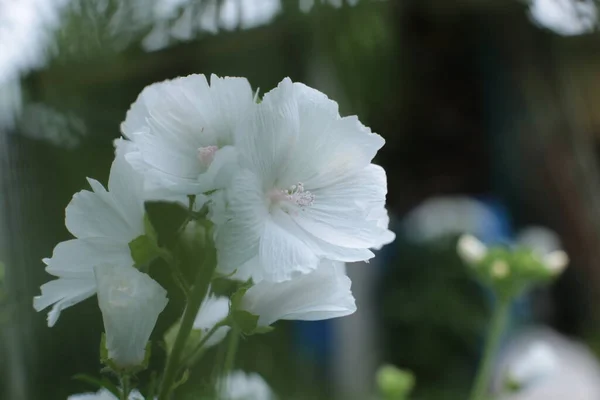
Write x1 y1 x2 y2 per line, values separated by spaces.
33 74 394 369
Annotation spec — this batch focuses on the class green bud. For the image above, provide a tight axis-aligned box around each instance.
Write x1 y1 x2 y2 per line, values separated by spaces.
376 364 415 400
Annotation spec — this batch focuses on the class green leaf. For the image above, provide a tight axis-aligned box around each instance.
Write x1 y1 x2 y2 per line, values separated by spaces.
229 281 253 310
73 374 120 398
128 235 160 267
231 310 259 335
144 213 158 243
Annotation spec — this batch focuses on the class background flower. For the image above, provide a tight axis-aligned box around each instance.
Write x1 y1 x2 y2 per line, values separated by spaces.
219 370 275 400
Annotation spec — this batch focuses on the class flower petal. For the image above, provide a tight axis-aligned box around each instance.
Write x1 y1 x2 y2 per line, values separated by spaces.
258 217 319 282
214 170 267 276
193 294 231 348
43 238 133 279
236 77 300 188
65 182 139 242
242 259 356 326
292 164 391 248
276 81 385 189
33 277 96 327
220 371 275 400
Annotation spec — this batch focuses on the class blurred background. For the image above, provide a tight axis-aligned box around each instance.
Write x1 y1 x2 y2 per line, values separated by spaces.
3 0 600 399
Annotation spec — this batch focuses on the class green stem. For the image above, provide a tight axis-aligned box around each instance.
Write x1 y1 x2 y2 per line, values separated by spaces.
224 327 240 373
120 374 131 400
469 297 511 400
179 318 228 369
220 326 240 396
157 249 216 400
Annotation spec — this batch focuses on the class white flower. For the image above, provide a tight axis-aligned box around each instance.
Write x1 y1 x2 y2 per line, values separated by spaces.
507 341 559 387
457 234 488 264
528 0 597 37
193 293 231 347
34 140 145 327
215 78 394 282
220 370 275 400
241 260 356 327
120 74 254 195
542 251 569 275
67 388 145 400
95 264 168 369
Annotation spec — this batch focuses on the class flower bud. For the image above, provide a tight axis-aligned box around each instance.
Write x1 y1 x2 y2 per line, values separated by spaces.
457 234 488 265
376 364 415 399
95 264 168 369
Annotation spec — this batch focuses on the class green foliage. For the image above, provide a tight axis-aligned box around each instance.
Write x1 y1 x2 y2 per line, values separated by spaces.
381 237 487 399
231 310 259 335
377 364 415 400
128 234 160 268
72 374 120 398
469 246 560 300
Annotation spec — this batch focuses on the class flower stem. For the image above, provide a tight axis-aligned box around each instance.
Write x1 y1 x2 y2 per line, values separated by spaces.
219 326 240 396
179 318 228 369
223 326 240 374
120 374 131 400
469 297 511 400
157 248 216 400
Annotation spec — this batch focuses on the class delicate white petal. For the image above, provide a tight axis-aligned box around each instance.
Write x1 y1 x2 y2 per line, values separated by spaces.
236 77 300 188
33 277 96 327
116 138 193 204
291 165 389 248
109 139 146 227
276 81 384 189
34 237 133 327
271 208 375 263
259 218 319 282
193 294 231 348
220 371 275 400
215 170 267 276
195 145 239 192
121 74 254 194
242 260 356 326
43 238 133 279
95 264 168 368
65 182 138 242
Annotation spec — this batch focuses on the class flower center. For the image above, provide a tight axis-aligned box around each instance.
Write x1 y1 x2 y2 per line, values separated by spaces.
197 146 218 167
269 182 315 209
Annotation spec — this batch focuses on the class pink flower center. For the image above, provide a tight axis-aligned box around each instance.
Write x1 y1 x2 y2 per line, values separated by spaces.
197 146 218 167
269 182 315 209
